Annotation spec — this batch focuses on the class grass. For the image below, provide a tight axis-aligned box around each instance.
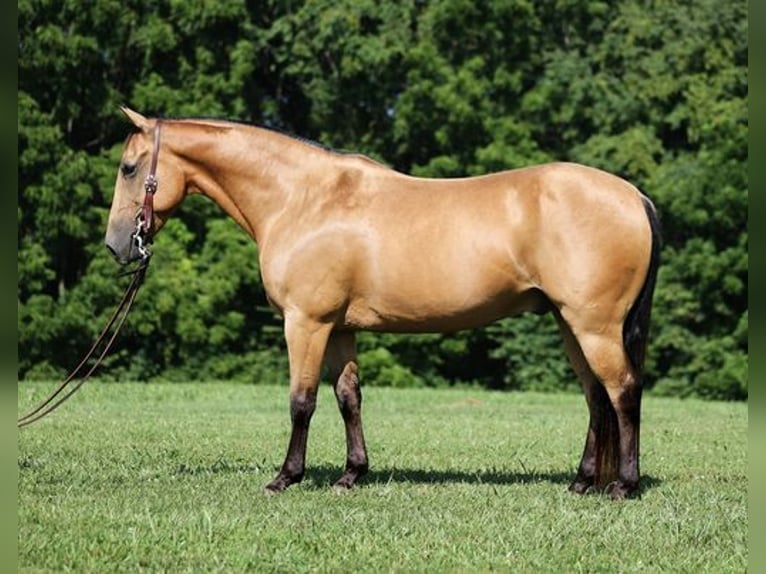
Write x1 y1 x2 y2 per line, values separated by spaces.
18 382 746 572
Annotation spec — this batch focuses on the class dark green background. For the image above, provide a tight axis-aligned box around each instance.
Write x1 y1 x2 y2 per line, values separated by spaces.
18 0 747 401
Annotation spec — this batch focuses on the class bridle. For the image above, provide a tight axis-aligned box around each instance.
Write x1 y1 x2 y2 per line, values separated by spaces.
133 122 162 260
18 123 162 428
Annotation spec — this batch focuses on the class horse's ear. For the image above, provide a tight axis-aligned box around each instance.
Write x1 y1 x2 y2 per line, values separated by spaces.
120 106 152 132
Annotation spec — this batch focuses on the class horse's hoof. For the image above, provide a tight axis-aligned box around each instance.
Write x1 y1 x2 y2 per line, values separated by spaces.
333 464 367 492
264 475 293 495
568 477 594 495
264 482 285 496
605 481 639 501
332 475 357 492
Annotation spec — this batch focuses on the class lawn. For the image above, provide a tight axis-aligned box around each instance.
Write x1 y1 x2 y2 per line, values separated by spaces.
18 382 747 572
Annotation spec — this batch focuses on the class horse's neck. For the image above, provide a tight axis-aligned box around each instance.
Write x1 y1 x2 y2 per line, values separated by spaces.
170 121 327 244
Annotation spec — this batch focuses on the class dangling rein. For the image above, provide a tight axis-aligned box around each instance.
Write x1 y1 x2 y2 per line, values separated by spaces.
18 123 162 428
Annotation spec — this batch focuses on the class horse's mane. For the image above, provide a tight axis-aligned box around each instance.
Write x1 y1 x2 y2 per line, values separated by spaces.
156 115 389 168
159 116 325 151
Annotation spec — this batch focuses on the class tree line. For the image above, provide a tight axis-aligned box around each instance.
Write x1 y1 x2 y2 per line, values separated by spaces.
18 0 747 399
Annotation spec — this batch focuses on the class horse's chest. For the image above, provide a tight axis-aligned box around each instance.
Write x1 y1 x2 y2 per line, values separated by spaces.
258 242 354 320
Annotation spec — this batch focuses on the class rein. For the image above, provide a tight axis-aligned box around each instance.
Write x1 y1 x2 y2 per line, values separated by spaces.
18 123 162 428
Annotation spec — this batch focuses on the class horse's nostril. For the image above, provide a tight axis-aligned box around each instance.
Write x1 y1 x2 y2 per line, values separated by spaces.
105 242 119 260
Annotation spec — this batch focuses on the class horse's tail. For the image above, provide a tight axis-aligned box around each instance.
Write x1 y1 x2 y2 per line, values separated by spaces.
623 195 661 380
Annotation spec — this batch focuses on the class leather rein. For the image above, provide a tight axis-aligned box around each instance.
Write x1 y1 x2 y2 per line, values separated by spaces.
18 123 162 428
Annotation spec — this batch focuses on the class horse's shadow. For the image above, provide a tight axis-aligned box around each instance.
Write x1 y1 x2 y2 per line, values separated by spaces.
172 460 661 495
304 464 662 494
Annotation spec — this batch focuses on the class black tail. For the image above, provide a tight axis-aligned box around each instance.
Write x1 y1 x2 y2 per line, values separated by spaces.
623 195 661 378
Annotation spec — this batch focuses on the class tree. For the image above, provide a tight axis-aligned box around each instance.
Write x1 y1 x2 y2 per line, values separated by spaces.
18 0 747 399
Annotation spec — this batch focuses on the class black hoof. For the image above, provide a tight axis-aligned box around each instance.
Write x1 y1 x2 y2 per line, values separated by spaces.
605 481 640 500
333 473 359 491
265 471 302 494
332 464 368 491
568 475 595 495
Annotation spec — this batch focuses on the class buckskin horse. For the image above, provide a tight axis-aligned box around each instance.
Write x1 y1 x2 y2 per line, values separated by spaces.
106 107 660 500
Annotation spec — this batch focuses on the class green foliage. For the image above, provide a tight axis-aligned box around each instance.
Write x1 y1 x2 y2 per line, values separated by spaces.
18 0 747 399
487 316 574 392
357 347 427 388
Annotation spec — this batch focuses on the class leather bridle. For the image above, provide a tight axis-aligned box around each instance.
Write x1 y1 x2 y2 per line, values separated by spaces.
18 123 162 428
133 122 161 259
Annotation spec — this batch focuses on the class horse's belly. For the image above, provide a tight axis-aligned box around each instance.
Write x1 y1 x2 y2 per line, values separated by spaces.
339 225 546 331
343 281 548 333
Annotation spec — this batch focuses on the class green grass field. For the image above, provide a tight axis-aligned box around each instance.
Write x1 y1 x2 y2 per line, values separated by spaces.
18 382 746 572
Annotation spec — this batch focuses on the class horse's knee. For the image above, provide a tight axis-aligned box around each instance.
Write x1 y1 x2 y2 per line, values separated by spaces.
290 390 317 425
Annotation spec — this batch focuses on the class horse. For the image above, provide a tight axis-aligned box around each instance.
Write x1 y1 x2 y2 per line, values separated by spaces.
106 107 660 500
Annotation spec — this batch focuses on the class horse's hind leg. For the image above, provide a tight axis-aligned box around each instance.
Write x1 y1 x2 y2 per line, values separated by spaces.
324 331 369 489
556 313 608 494
556 312 641 500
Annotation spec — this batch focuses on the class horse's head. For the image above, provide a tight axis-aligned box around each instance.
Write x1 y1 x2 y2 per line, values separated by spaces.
105 107 186 264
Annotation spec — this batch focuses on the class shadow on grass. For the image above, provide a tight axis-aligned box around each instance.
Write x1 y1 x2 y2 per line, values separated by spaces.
305 464 662 494
171 459 661 495
307 465 571 488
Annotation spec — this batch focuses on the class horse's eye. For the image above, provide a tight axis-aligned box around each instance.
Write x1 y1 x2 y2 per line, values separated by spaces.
121 163 137 178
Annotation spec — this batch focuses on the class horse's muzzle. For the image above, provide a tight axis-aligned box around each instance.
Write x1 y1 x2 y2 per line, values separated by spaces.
105 235 142 266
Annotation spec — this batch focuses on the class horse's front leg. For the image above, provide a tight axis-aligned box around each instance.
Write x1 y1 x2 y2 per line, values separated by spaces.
325 331 368 490
265 314 333 494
